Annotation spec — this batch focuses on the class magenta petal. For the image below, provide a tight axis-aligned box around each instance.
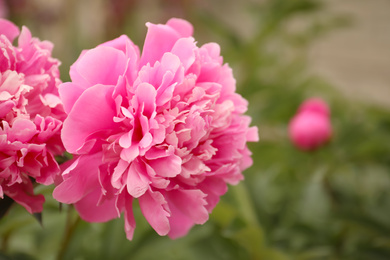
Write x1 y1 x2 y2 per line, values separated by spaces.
198 177 228 212
70 46 127 87
123 198 136 240
139 189 170 236
166 189 208 224
167 201 194 239
5 179 45 214
62 84 117 153
116 193 136 240
53 153 101 204
74 187 119 222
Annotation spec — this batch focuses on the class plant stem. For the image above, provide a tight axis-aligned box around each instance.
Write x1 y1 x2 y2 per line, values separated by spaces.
57 205 80 260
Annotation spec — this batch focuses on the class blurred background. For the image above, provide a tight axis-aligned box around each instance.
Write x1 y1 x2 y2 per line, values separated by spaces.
1 0 390 259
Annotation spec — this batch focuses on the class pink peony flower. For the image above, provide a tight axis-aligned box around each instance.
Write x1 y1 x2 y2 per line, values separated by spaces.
289 98 332 151
0 19 65 213
54 18 258 239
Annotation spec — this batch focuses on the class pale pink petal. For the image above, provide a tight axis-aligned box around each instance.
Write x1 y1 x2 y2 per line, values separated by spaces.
247 126 259 142
171 37 196 72
126 162 150 198
70 46 127 87
148 154 182 178
140 21 184 67
58 82 85 114
166 18 193 38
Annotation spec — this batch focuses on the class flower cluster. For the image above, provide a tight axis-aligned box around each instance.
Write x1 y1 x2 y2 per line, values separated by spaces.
0 19 65 213
54 18 258 239
289 98 332 151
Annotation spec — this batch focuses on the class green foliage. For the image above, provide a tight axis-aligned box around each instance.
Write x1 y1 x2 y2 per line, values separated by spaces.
1 0 389 259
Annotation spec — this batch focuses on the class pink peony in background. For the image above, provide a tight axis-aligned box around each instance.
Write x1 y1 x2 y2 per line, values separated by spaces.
0 19 65 213
54 18 258 239
289 98 332 151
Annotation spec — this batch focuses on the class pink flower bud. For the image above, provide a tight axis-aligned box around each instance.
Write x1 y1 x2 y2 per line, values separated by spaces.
289 98 332 151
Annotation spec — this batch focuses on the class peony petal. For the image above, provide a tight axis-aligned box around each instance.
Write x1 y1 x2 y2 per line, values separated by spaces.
148 154 182 178
139 189 170 236
171 37 196 72
62 84 117 153
5 178 45 214
135 82 156 118
6 118 37 143
167 201 194 239
165 189 208 224
246 126 259 142
53 153 102 204
70 46 127 87
166 18 193 38
140 21 184 67
120 145 139 163
0 18 20 42
198 177 228 212
123 199 136 240
58 82 86 114
74 187 119 222
116 193 136 240
126 162 149 198
99 35 140 85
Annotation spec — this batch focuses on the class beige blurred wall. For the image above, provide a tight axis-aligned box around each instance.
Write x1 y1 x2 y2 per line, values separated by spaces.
309 0 390 108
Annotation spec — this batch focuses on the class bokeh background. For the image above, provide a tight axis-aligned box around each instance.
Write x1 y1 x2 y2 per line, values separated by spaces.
1 0 390 259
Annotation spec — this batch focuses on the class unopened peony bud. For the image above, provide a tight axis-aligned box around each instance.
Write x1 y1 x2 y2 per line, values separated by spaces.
289 98 332 151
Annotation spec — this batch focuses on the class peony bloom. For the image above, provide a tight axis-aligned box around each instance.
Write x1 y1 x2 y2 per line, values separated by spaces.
0 19 65 213
289 98 332 151
54 18 258 240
